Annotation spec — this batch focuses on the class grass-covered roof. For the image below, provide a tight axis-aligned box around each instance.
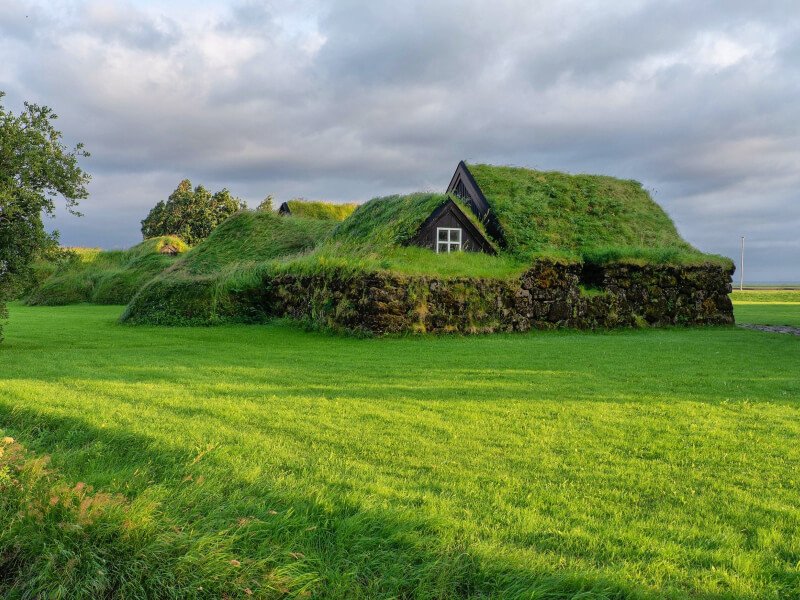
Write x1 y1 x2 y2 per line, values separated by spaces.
330 192 493 250
330 193 447 249
283 200 358 221
167 210 336 276
26 236 188 306
465 163 701 261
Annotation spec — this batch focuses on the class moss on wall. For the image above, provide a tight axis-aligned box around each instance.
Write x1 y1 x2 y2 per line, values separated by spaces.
242 260 734 335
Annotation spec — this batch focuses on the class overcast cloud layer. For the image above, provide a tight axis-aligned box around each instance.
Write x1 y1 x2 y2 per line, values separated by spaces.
2 0 799 281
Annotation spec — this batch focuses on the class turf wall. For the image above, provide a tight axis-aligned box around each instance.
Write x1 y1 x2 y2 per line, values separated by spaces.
247 260 734 334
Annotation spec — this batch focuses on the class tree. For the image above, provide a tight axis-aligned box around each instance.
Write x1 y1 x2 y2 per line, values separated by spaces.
256 195 274 212
0 92 89 342
141 180 245 245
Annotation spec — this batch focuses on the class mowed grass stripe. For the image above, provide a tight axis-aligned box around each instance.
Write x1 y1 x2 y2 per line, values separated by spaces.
0 303 798 598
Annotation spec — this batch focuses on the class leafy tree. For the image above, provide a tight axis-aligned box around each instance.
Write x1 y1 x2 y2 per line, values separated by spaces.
0 92 89 342
141 180 245 245
256 195 274 212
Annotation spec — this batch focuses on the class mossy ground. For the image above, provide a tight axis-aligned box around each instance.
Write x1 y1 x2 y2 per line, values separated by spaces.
0 297 798 598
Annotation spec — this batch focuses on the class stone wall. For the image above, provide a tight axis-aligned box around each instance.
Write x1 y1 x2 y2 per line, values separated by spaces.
242 259 734 335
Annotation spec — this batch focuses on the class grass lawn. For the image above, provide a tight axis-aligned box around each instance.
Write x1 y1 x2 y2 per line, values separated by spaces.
735 304 800 328
0 302 799 598
731 290 800 304
731 290 800 328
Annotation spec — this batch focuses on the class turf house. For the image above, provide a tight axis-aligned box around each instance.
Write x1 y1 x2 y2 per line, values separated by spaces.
409 197 496 254
277 199 358 221
113 160 735 334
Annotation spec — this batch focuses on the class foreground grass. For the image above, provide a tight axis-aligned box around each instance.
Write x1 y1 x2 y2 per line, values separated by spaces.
0 303 799 598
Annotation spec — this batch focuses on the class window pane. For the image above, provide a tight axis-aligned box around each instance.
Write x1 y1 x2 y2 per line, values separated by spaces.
451 229 461 242
449 243 460 252
437 242 448 253
438 229 448 241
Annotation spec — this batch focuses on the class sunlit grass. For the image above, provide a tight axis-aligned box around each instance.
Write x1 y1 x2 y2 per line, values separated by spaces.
732 290 800 327
0 302 799 598
25 236 188 306
734 304 800 327
730 290 800 303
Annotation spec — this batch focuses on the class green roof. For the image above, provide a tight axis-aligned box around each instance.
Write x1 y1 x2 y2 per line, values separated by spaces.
25 236 188 306
330 193 445 249
329 192 494 251
168 210 336 276
283 200 358 221
466 163 698 259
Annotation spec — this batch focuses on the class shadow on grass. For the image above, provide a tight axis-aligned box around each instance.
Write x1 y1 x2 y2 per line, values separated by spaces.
0 404 779 600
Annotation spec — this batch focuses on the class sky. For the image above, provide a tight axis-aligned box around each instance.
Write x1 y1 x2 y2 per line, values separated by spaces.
1 0 799 282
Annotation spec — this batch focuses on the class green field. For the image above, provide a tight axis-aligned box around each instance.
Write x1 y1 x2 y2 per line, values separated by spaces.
731 290 800 327
731 290 800 304
0 301 798 598
735 304 800 327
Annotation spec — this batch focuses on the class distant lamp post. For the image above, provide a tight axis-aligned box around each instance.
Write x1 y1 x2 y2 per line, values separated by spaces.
740 236 745 291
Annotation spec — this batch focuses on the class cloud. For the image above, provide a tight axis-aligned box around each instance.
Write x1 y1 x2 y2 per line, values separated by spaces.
2 0 799 281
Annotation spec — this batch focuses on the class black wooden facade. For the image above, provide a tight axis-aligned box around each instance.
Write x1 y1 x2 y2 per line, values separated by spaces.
408 199 496 254
277 202 291 215
445 161 505 246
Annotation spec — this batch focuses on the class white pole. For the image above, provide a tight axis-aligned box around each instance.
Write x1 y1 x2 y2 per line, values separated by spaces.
740 236 745 291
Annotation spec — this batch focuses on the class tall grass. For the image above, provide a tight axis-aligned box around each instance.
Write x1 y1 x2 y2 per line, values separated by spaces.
121 212 337 325
329 193 493 251
25 236 188 306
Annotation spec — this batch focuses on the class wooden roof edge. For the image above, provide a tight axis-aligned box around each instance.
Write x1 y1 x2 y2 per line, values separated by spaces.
446 161 506 248
415 197 497 255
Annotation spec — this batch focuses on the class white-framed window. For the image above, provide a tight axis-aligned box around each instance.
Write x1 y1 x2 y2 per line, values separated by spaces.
436 227 462 253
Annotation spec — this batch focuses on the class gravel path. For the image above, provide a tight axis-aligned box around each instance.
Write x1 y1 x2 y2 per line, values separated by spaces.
738 324 800 336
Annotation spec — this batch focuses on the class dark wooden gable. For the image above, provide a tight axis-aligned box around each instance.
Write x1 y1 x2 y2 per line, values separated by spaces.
408 199 496 254
278 202 291 215
445 161 505 246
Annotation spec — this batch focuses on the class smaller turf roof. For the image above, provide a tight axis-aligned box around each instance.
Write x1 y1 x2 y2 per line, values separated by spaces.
25 236 189 306
168 210 337 276
464 163 700 260
280 200 358 221
329 192 494 251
